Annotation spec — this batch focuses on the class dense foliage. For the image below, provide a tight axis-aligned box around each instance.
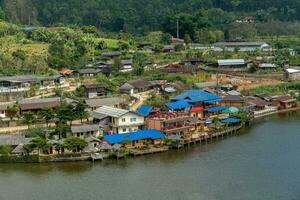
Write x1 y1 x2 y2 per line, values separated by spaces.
1 0 300 36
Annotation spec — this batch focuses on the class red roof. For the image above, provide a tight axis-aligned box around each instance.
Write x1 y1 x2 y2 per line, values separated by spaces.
191 106 204 112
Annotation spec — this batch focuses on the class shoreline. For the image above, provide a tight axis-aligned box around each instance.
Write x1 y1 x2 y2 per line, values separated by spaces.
1 107 299 164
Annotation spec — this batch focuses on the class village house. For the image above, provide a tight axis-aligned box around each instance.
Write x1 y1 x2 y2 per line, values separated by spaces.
78 68 103 77
166 101 191 112
119 79 160 95
0 103 14 118
221 95 245 108
84 136 102 153
171 90 221 108
0 134 32 156
190 106 205 120
120 59 133 73
101 52 122 58
103 129 166 149
181 57 203 66
205 106 228 119
284 68 300 81
247 98 269 111
213 42 271 52
0 75 66 102
70 124 101 138
163 45 175 53
92 106 145 134
217 59 249 68
146 112 193 138
136 105 153 117
18 97 62 114
162 81 188 95
142 45 155 53
85 97 125 111
258 63 278 70
83 83 110 98
271 96 298 110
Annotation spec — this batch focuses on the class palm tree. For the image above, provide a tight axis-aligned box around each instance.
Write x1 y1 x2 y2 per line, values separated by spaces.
39 108 55 127
23 112 37 129
6 105 18 120
73 101 89 124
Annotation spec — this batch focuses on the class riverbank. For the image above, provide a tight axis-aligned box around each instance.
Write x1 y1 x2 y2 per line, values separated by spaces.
0 125 244 163
2 113 300 200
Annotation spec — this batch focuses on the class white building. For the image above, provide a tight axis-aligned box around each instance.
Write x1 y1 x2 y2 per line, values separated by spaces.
213 42 271 52
285 68 300 80
217 59 248 68
92 106 145 134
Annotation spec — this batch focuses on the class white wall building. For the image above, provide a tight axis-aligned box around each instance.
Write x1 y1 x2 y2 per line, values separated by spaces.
93 106 145 134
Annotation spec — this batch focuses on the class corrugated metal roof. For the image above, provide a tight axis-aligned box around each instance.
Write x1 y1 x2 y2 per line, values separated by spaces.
0 135 31 146
166 101 191 111
0 75 62 83
104 129 166 144
172 90 221 104
221 118 241 123
218 59 246 66
136 105 153 117
93 106 129 118
18 97 61 111
214 42 267 47
71 124 99 133
85 97 124 108
206 106 227 112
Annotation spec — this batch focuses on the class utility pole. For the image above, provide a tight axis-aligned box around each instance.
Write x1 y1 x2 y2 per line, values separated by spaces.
176 17 179 39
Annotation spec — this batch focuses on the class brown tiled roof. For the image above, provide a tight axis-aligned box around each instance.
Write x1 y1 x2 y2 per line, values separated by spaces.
273 96 296 103
83 83 107 89
18 97 61 111
248 98 268 107
127 79 151 89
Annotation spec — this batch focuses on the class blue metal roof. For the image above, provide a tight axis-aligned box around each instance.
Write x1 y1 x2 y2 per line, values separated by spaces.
172 90 221 104
104 129 166 144
221 118 241 123
136 105 153 117
166 100 191 110
206 106 227 112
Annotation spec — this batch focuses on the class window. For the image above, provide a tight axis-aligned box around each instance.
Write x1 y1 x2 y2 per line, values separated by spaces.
130 118 137 122
122 118 126 122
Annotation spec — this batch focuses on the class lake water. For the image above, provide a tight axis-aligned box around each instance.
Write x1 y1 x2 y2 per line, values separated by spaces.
0 112 300 200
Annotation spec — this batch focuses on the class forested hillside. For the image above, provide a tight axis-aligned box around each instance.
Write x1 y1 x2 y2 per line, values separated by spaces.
1 0 300 36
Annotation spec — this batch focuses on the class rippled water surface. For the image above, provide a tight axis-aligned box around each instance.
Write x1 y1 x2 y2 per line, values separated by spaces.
0 112 300 200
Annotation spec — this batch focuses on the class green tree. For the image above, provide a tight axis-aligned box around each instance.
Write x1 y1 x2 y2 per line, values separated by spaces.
6 105 18 120
39 108 55 127
73 101 89 123
133 52 147 76
160 33 172 45
63 137 87 153
56 104 75 124
184 34 192 45
0 145 12 155
25 137 49 154
54 122 70 139
23 112 37 129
